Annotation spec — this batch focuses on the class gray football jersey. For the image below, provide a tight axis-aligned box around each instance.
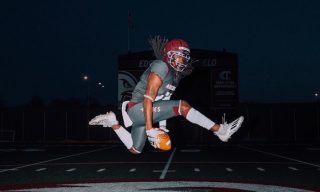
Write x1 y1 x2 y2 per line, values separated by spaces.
131 60 180 103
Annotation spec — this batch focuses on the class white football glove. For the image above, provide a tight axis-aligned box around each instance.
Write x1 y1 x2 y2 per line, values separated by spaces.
146 128 164 148
159 126 169 133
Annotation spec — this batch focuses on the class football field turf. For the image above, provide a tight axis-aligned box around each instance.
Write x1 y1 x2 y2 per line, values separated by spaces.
0 144 319 191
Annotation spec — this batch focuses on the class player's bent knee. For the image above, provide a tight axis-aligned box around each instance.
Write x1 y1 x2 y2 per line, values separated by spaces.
180 100 191 117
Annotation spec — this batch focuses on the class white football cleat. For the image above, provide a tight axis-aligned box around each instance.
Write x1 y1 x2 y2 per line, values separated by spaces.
215 116 244 142
89 111 119 127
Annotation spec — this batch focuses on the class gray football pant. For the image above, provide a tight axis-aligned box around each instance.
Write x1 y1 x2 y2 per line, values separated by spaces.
127 100 180 152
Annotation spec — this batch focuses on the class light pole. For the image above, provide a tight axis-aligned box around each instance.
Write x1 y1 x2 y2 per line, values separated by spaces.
83 75 90 107
83 75 90 141
82 76 106 141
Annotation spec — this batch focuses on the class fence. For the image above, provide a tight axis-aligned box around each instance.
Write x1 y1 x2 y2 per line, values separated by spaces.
0 103 319 145
0 107 119 143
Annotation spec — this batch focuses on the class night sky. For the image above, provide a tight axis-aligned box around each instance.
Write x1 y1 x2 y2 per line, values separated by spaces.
1 0 320 106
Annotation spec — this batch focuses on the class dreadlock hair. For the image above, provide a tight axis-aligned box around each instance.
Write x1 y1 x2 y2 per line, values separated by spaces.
148 35 168 60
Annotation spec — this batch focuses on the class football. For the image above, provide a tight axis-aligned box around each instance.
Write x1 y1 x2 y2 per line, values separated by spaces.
157 131 171 151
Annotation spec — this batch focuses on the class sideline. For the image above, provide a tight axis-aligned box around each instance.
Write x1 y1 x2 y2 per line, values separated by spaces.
239 145 320 168
0 146 114 173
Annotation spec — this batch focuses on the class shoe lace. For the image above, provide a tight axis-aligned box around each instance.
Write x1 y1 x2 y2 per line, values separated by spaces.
217 113 229 136
222 113 227 125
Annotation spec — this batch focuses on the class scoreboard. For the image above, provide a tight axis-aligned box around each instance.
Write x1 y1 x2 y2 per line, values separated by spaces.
118 49 239 110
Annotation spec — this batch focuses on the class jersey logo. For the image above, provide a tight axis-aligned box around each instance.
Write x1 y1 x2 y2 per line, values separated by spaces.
140 107 161 113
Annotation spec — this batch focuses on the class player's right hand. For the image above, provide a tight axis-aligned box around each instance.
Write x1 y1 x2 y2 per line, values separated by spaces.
146 128 171 151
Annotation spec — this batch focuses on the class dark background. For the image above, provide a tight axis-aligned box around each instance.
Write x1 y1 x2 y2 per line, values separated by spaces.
1 0 320 107
0 1 319 145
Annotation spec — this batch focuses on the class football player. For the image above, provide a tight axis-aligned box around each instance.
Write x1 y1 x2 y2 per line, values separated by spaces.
89 38 244 154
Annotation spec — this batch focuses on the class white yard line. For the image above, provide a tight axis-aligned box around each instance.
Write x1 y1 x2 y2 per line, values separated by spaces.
0 161 308 168
288 166 299 171
0 161 305 167
159 147 176 179
66 168 76 172
0 147 112 173
239 145 320 168
97 168 106 173
0 168 18 173
226 168 233 172
153 170 175 173
194 168 200 172
35 168 47 172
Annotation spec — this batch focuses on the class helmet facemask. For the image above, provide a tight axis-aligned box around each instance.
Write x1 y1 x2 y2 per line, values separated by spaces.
167 48 191 72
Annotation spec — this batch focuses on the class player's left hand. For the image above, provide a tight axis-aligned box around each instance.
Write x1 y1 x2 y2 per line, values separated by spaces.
146 128 163 148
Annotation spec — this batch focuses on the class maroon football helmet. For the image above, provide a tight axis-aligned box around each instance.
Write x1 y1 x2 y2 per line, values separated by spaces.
163 39 191 72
